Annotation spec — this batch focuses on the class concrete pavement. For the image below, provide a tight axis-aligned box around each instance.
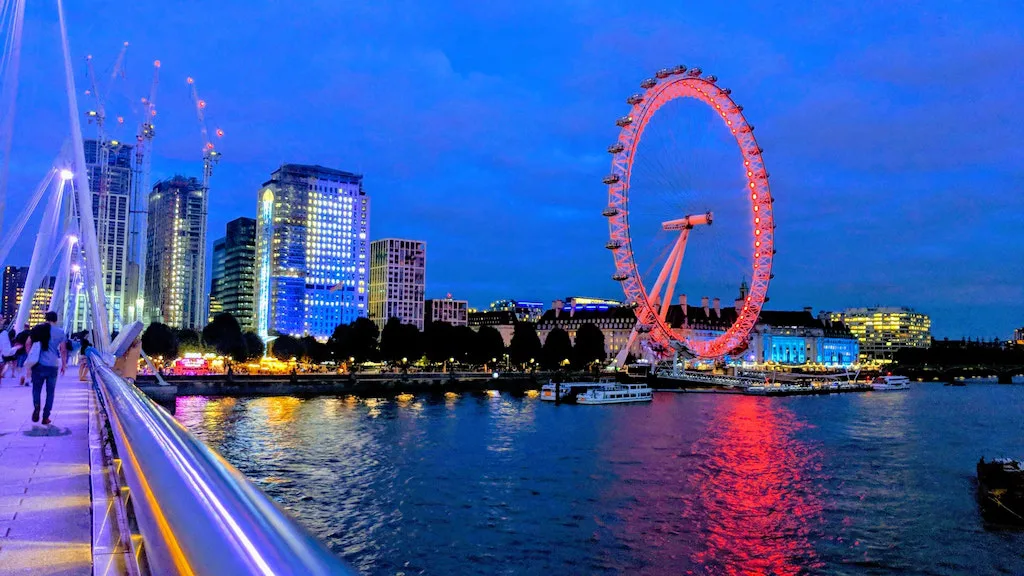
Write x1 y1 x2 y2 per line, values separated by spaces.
0 369 93 575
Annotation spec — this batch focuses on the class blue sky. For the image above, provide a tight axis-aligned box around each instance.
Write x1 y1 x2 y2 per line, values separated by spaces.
4 0 1022 338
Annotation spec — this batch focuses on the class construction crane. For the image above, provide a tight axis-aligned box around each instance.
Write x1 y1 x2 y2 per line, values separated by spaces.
128 59 160 322
186 75 222 328
84 42 129 328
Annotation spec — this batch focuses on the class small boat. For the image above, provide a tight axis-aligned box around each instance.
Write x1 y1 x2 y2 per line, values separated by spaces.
871 375 910 391
576 383 653 404
540 379 614 403
977 457 1024 526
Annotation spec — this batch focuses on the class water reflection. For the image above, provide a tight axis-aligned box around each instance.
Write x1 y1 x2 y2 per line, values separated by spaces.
689 397 825 575
603 395 825 574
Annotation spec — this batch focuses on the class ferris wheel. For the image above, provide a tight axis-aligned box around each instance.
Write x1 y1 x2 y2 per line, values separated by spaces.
604 65 775 360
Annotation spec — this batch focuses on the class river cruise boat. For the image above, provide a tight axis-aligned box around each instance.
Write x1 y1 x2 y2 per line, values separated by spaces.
576 383 653 405
540 379 615 403
871 375 910 391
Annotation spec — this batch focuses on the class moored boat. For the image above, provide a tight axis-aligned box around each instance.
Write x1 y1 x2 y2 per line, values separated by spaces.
576 383 653 404
540 379 615 403
871 375 911 391
977 457 1024 526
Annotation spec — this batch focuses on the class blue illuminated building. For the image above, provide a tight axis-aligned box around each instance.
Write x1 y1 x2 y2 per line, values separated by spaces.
255 164 370 340
663 293 860 368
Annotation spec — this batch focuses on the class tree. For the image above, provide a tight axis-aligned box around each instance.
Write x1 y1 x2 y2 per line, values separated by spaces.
541 327 572 370
327 323 354 362
380 317 422 363
203 313 245 359
453 325 478 364
271 334 303 360
176 328 204 354
509 322 542 367
300 335 330 364
423 321 457 363
476 326 506 365
349 317 380 362
141 323 178 360
573 323 606 369
241 332 265 361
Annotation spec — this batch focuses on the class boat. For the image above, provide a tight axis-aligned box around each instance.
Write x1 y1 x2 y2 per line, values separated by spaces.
977 457 1024 525
576 383 653 404
871 375 911 391
540 379 614 403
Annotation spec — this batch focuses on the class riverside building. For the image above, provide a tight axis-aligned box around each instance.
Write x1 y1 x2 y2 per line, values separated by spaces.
144 176 207 330
255 164 369 340
210 217 257 331
426 296 468 327
84 138 135 329
368 239 426 330
825 306 931 363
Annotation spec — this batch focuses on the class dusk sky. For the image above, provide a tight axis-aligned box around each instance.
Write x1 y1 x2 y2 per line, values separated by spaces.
5 0 1022 338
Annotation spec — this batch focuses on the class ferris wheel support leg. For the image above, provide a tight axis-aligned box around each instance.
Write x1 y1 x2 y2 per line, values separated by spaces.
647 231 687 315
615 329 639 367
660 229 690 324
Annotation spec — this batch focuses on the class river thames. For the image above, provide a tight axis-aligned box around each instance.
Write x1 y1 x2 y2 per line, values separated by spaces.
175 384 1024 575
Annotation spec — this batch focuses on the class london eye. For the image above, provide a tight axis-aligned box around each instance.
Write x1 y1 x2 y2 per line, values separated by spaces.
604 66 776 361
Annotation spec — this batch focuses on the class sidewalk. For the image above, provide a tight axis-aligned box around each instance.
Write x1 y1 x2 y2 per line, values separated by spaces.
0 370 93 575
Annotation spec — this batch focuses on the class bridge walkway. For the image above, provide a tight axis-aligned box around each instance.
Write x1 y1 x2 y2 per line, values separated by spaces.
0 370 93 575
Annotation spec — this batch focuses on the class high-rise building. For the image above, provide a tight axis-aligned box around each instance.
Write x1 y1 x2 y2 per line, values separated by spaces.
369 239 425 330
825 306 931 363
1 265 28 324
144 176 207 330
426 296 468 327
84 138 135 329
26 277 56 327
209 238 227 322
255 164 369 340
210 217 257 331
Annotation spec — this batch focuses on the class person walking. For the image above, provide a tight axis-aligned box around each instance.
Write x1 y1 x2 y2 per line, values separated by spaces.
13 323 30 385
25 311 67 425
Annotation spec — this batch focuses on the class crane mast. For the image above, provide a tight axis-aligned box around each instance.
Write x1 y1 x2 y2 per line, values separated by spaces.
129 59 160 323
186 76 221 329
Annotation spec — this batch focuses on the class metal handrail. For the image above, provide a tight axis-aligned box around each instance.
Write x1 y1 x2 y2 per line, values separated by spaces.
86 348 354 575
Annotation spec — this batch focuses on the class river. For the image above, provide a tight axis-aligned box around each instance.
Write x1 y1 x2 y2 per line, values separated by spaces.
174 383 1024 575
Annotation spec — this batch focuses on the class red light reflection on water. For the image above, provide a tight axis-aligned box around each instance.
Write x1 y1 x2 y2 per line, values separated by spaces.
690 397 824 575
603 395 824 575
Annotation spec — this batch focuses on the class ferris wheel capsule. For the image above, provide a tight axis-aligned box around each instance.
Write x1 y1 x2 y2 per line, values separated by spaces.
640 78 657 89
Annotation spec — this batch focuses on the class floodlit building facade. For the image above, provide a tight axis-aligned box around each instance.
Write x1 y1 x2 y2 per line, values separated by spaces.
144 176 207 330
210 217 257 331
426 297 468 327
255 164 369 340
825 306 931 363
368 239 425 330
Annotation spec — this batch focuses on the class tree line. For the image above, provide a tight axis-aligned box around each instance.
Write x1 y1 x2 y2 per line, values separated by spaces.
140 313 609 370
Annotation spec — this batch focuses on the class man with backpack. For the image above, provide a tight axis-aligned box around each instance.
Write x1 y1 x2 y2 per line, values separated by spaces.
25 311 67 425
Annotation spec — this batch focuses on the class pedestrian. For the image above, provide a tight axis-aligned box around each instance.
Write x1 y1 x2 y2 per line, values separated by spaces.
1 328 16 381
78 335 92 381
25 311 67 426
13 323 30 385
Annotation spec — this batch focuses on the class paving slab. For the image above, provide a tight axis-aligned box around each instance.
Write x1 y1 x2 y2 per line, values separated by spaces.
0 371 93 575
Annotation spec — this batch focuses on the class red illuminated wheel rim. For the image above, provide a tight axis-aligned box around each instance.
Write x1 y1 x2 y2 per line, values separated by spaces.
605 67 775 359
